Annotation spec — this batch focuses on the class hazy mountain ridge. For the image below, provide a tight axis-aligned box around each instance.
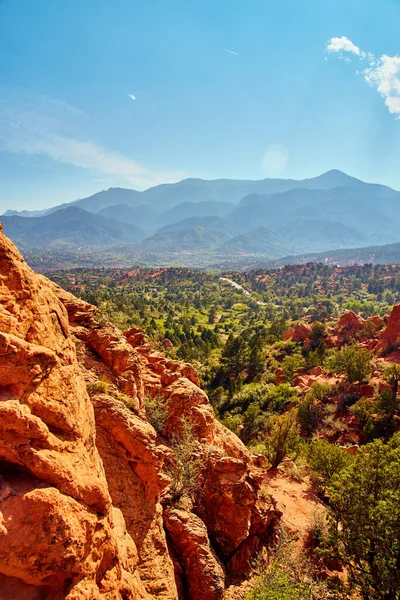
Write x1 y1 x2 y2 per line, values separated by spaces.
3 170 400 260
259 241 400 269
1 206 145 249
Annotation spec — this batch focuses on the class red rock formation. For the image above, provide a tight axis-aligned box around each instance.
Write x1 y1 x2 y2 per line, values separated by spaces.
0 225 280 599
336 311 365 332
284 323 311 343
0 226 141 599
366 315 384 329
332 311 365 345
381 303 400 352
292 322 312 342
275 368 285 385
164 508 225 600
283 327 295 341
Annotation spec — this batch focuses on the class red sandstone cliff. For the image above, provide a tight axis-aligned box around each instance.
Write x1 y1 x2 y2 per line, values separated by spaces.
0 226 280 600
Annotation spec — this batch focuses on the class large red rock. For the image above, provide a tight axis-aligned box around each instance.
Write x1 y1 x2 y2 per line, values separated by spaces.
381 304 400 352
0 224 281 599
292 322 312 342
85 324 144 406
285 323 311 343
337 311 365 332
0 226 141 598
283 327 295 341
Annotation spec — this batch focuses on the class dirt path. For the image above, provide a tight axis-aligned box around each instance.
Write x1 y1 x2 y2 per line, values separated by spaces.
220 277 269 305
265 469 326 545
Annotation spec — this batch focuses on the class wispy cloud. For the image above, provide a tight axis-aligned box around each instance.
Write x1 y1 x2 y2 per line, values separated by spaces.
128 93 136 100
224 48 238 56
326 37 400 118
326 36 363 57
0 89 186 188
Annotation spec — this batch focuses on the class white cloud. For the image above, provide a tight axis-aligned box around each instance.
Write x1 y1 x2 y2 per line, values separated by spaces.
0 90 186 188
128 94 136 100
364 55 400 116
326 37 400 118
224 48 238 56
326 36 362 57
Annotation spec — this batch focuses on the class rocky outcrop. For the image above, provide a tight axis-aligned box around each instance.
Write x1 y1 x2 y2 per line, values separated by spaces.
284 323 311 343
0 226 279 599
164 509 225 600
381 304 400 352
0 226 141 599
331 311 365 345
336 311 365 333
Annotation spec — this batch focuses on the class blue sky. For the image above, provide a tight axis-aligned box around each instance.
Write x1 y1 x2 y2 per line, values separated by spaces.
1 0 400 211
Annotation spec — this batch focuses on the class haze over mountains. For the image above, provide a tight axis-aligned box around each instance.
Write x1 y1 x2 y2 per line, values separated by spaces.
3 169 400 267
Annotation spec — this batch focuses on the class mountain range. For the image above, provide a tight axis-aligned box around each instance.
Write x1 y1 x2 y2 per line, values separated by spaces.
3 170 400 266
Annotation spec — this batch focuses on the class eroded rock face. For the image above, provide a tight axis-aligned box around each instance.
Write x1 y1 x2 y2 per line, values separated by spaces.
337 311 365 332
284 323 311 343
164 508 225 600
381 304 400 352
0 226 279 599
291 323 311 342
332 311 365 345
0 228 141 598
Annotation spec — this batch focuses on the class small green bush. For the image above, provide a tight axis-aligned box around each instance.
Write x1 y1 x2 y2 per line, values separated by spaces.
327 345 372 383
245 544 330 600
260 410 302 468
144 393 169 434
309 382 330 401
168 419 202 502
281 353 306 384
376 386 398 421
307 439 352 492
351 397 376 424
220 413 242 434
117 392 139 413
298 396 322 434
87 377 110 394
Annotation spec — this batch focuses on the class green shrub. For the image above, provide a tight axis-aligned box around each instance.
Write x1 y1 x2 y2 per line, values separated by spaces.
144 393 169 434
223 383 270 413
220 413 242 435
245 544 330 600
117 392 139 413
219 383 298 443
281 353 306 384
168 419 202 502
309 322 326 350
298 396 322 434
87 377 110 394
307 439 352 492
328 435 400 599
305 349 323 370
382 362 400 393
376 386 398 420
341 392 360 407
351 397 376 424
310 382 330 401
306 510 328 552
241 403 266 442
259 410 302 468
327 345 372 383
262 384 298 412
